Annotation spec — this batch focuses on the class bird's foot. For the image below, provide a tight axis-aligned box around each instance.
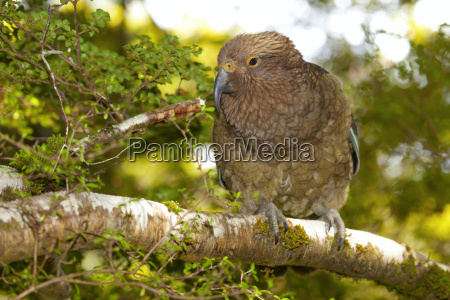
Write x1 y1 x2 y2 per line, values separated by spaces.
255 203 288 244
313 204 346 250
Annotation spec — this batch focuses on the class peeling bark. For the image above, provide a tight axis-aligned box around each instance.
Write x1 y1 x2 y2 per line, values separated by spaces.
0 190 448 299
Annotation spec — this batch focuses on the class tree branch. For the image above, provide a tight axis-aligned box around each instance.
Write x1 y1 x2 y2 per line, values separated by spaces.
0 166 28 200
0 187 448 299
70 98 206 154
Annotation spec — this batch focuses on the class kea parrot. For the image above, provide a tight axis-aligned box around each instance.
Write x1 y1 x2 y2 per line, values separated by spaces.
213 31 360 249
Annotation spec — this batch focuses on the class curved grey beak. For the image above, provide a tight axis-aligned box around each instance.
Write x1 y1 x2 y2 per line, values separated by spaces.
214 67 233 113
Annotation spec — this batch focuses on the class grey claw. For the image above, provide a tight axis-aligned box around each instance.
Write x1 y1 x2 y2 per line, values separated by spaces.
255 202 287 245
325 220 331 233
313 205 346 251
319 215 332 233
338 237 344 251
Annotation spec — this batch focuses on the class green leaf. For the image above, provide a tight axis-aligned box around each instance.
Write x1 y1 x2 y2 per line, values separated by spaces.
40 71 48 80
62 20 71 31
39 214 46 222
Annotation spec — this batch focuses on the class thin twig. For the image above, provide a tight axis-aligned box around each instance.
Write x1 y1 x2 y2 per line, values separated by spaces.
85 142 139 165
40 51 69 158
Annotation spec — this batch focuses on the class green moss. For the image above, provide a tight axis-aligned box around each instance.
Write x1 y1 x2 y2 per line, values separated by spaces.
405 243 412 252
400 254 417 278
254 217 271 234
355 243 372 254
162 200 183 213
253 219 312 249
384 253 450 299
282 222 312 250
348 242 379 266
419 264 450 299
343 234 352 250
123 212 134 220
327 235 335 244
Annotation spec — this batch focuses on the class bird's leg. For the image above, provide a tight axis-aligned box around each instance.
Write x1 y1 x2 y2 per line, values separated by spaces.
255 202 288 244
312 203 345 250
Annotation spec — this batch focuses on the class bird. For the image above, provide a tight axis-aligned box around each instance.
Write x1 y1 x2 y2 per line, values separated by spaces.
212 31 359 249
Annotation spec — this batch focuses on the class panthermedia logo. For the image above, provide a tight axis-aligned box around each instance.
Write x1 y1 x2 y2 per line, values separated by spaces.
128 137 315 163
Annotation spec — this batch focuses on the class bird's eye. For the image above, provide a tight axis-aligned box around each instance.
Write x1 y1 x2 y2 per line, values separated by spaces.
248 57 258 67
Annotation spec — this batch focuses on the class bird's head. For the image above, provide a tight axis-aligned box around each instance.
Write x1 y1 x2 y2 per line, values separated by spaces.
214 31 304 113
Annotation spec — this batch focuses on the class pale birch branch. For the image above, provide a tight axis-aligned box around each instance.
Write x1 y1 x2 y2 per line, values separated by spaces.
0 189 448 299
0 166 28 200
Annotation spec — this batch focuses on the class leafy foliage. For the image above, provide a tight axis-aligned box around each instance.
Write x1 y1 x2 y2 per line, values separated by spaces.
9 134 67 194
0 0 213 195
347 25 450 264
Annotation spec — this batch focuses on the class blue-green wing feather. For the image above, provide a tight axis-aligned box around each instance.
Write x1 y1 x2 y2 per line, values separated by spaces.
218 166 228 190
349 115 360 175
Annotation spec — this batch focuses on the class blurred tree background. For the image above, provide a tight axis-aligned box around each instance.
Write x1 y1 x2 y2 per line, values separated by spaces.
1 0 449 299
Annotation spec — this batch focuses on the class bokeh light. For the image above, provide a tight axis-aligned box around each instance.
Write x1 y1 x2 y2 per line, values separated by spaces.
374 33 411 62
414 0 450 29
141 0 449 64
142 0 414 63
51 0 450 64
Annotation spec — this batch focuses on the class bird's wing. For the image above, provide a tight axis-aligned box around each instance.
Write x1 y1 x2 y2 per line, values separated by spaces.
307 62 360 176
349 114 360 175
217 166 228 190
306 62 329 88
